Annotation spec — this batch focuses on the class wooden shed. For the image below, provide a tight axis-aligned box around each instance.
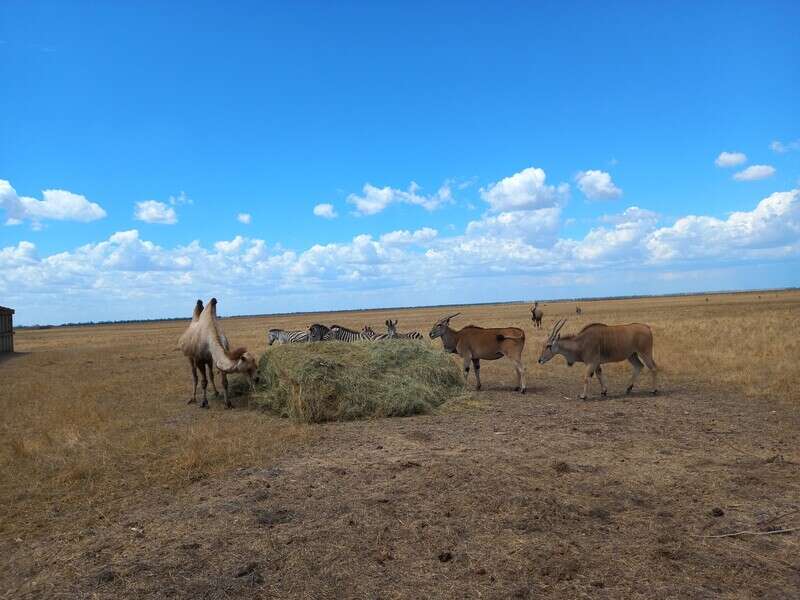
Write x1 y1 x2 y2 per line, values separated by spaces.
0 306 14 353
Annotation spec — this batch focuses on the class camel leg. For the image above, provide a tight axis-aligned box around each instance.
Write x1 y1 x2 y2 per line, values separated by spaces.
221 372 232 408
580 364 596 400
596 365 608 397
626 355 644 394
640 353 658 395
207 364 220 396
188 359 198 404
199 364 209 409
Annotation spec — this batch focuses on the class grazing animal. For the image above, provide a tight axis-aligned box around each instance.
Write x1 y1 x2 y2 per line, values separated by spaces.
308 323 333 341
327 324 373 342
531 302 543 328
268 328 309 345
385 319 423 340
178 299 224 406
537 319 658 400
429 313 526 393
361 325 391 341
183 298 259 408
576 306 582 315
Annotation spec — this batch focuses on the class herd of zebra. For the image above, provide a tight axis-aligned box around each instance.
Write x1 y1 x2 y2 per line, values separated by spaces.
267 319 423 346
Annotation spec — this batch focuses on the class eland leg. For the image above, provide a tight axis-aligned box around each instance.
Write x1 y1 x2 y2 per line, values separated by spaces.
596 365 608 397
640 353 658 395
626 354 644 394
472 358 482 391
580 364 597 400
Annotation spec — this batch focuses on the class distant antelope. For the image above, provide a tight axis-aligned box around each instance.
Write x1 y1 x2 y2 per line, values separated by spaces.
538 319 657 400
531 302 543 328
430 313 526 393
575 306 582 315
385 319 423 340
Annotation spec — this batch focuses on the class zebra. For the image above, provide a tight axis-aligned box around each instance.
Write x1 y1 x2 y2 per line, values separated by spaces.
326 324 377 342
267 328 309 345
308 323 333 341
361 325 392 341
385 319 423 340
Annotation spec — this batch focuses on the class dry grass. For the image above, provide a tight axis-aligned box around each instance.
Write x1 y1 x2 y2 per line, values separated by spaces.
1 290 799 597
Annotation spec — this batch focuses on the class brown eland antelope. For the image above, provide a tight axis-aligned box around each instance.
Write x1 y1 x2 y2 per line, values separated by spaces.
429 313 526 393
538 319 657 400
531 302 543 328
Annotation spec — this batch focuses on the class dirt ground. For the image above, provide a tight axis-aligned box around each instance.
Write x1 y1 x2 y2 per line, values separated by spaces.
2 292 799 599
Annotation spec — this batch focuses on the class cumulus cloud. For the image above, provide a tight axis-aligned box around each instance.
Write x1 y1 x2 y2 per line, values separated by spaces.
134 200 177 224
347 182 452 216
313 203 338 219
480 167 568 212
733 165 776 181
169 191 192 206
2 168 799 325
214 236 246 253
575 170 623 200
379 227 438 245
237 213 252 224
0 179 107 226
647 189 800 261
715 152 747 168
770 139 800 154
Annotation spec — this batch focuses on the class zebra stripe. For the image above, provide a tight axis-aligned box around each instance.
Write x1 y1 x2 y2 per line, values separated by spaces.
385 320 423 340
268 328 309 345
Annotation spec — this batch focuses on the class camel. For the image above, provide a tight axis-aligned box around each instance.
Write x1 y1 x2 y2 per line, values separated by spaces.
177 298 259 408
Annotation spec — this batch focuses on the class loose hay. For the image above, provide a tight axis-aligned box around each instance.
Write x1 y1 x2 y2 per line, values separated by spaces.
249 340 465 422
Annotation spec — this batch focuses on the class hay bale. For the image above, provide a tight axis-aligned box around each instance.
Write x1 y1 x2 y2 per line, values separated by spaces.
250 340 464 423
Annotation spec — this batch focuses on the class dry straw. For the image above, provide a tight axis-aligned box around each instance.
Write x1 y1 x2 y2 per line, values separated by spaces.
244 340 465 422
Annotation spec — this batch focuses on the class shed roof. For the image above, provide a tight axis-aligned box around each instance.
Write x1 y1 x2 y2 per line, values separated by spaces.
0 306 14 314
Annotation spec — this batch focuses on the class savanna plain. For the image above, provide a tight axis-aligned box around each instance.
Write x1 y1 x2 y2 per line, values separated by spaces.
1 291 799 599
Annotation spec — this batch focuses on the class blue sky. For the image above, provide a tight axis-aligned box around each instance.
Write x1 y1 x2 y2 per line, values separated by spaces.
1 1 799 325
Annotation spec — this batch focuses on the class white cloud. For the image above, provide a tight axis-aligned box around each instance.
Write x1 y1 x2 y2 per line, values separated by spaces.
169 191 192 206
770 139 800 154
214 236 246 253
733 165 776 181
237 213 252 224
715 151 747 168
480 167 568 211
379 227 438 245
0 179 107 226
313 203 338 219
646 189 799 261
575 170 623 200
134 200 178 224
2 167 799 325
347 182 452 216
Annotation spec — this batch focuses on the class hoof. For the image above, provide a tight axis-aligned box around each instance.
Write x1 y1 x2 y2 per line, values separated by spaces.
520 388 526 395
578 395 587 401
626 385 633 395
651 389 659 396
225 402 233 409
601 390 607 397
200 401 209 409
476 385 482 391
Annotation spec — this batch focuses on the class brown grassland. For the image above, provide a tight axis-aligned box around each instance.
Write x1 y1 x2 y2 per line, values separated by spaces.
1 290 799 598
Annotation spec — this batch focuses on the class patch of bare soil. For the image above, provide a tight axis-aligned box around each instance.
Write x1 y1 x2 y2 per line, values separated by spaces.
3 382 799 599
